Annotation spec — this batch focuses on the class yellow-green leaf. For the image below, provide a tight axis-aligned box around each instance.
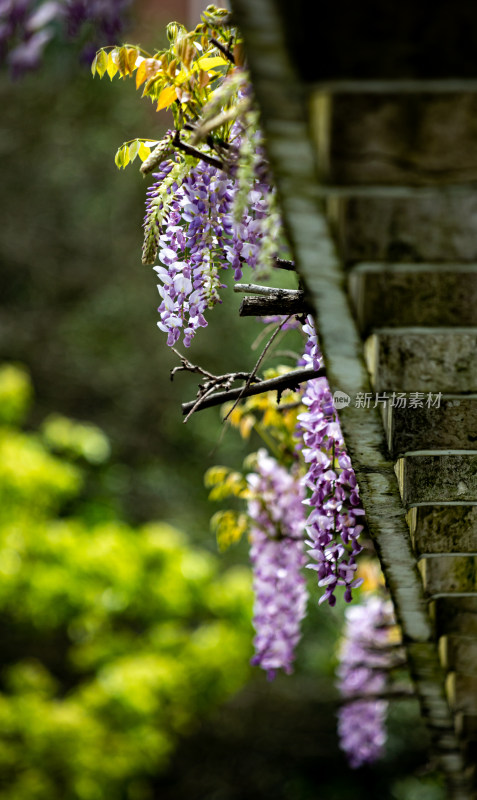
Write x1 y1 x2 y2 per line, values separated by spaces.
138 142 151 162
114 145 130 169
94 49 108 78
204 465 230 489
129 139 140 162
117 46 129 76
211 510 248 552
127 47 139 73
156 85 177 111
195 55 229 70
107 51 118 80
136 58 161 89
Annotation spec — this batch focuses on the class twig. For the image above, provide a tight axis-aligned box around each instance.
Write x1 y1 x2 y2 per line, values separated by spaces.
222 316 290 421
210 36 236 64
181 366 325 416
234 283 302 298
183 383 225 424
170 349 258 423
173 130 224 170
170 348 216 381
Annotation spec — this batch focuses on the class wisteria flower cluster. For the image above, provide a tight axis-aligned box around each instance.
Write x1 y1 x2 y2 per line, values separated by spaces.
148 152 279 348
337 596 400 767
247 449 308 679
297 316 365 606
0 0 130 76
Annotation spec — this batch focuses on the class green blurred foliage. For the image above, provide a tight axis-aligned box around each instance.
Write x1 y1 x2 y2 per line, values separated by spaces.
0 363 252 800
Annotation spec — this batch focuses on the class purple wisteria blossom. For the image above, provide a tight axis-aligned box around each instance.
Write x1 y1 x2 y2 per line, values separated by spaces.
337 596 399 767
0 0 130 75
247 449 308 679
147 155 279 348
297 315 365 606
152 159 234 347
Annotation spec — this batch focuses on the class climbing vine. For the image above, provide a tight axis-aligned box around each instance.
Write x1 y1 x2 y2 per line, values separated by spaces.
88 4 414 767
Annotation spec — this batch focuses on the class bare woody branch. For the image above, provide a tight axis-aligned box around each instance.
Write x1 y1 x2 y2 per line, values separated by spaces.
234 283 301 297
240 295 308 317
233 283 308 317
181 366 325 416
173 130 224 170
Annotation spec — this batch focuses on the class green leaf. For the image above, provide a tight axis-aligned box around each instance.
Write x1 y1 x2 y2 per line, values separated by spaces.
121 146 130 168
129 140 140 163
114 145 130 169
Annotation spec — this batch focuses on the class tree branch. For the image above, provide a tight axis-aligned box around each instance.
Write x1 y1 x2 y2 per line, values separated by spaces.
240 295 308 317
234 283 308 317
234 283 302 297
210 36 236 64
173 130 224 170
181 366 325 416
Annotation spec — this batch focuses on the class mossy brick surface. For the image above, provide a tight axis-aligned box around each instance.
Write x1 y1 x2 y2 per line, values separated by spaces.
366 329 477 392
385 396 477 456
348 264 477 335
408 506 477 556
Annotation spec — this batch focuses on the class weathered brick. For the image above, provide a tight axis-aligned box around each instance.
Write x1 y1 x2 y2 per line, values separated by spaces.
385 396 477 456
329 195 477 265
330 94 477 186
407 506 477 556
420 556 477 595
366 330 477 392
348 264 477 335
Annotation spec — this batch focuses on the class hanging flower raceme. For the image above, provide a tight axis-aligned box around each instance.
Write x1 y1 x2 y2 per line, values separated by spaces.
337 596 401 767
143 119 284 348
247 449 308 680
297 316 365 606
149 159 235 347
